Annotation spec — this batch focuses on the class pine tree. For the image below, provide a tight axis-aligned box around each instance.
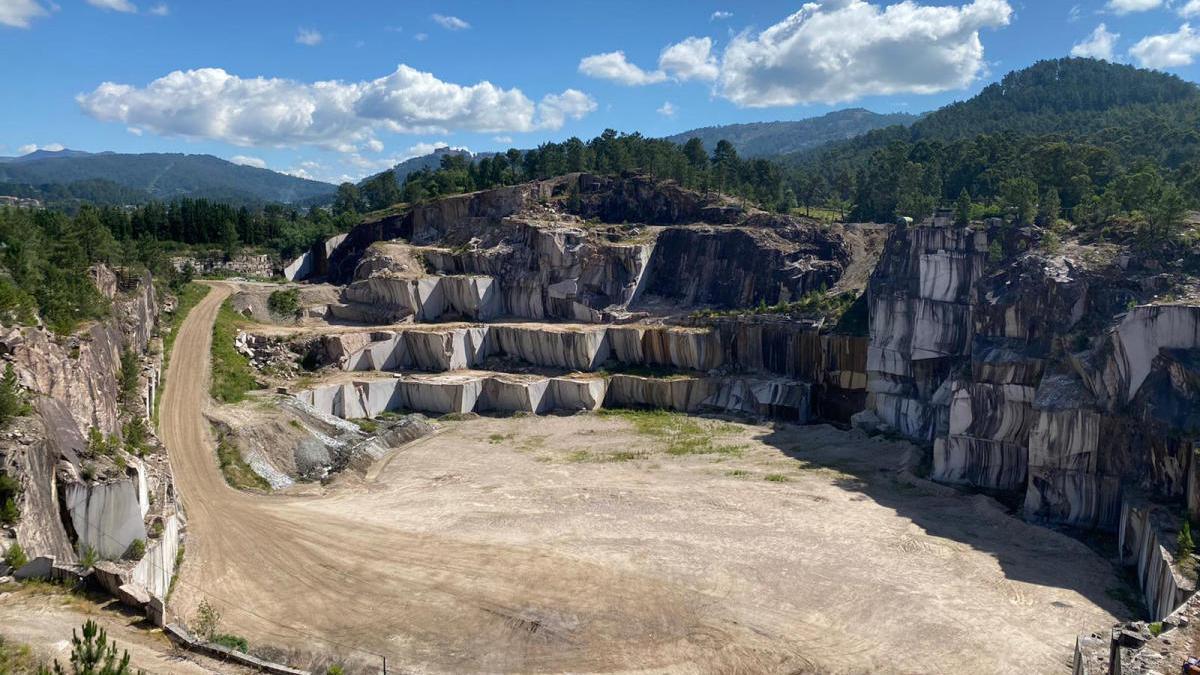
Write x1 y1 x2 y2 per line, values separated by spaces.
955 188 972 226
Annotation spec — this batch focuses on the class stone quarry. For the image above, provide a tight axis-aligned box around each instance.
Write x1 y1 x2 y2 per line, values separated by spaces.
268 177 1200 671
3 174 1199 673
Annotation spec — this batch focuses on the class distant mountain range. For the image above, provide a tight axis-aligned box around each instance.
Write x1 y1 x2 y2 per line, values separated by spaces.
0 149 336 205
663 109 919 158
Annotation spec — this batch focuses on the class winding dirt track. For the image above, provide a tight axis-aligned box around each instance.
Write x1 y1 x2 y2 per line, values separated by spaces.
160 282 1123 674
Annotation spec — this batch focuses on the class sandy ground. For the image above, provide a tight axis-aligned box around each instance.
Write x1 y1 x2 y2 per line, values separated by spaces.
0 584 254 674
158 283 1128 674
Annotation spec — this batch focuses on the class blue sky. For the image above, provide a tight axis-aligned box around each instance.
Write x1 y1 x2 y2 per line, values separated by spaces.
1 0 1199 184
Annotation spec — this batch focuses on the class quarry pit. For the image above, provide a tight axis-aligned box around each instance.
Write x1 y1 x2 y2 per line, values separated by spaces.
160 285 1129 674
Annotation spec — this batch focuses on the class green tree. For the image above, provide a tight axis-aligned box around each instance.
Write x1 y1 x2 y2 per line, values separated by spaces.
332 183 362 215
42 619 135 675
955 188 972 226
1001 177 1038 224
711 140 738 197
1038 187 1061 224
0 364 28 427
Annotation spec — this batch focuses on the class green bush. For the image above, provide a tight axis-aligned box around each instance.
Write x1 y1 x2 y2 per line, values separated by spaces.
267 288 301 317
4 541 27 570
211 634 249 653
0 472 19 525
125 539 145 561
78 545 99 569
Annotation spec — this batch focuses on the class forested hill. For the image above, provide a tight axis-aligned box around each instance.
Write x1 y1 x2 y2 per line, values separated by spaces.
791 58 1200 167
665 109 917 158
0 151 337 205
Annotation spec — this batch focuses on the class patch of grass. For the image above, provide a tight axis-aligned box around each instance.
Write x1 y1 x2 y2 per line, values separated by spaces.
597 408 742 457
212 633 250 653
488 433 514 444
764 473 790 483
566 450 591 463
438 412 474 422
215 433 271 492
352 418 378 434
1149 621 1165 637
725 469 752 478
156 283 209 424
211 300 259 403
0 635 40 673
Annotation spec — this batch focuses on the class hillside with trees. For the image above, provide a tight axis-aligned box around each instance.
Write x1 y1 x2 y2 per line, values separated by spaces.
664 109 918 158
0 151 336 206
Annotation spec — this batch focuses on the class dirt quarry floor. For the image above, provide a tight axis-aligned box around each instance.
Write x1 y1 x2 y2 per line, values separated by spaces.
162 285 1130 674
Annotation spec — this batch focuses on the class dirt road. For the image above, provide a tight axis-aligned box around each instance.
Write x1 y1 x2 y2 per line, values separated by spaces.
160 283 1125 674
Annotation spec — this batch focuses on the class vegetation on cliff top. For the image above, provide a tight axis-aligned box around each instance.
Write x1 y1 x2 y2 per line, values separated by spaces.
210 299 258 403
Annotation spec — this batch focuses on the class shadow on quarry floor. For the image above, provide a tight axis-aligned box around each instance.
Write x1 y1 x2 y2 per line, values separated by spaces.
753 422 1138 621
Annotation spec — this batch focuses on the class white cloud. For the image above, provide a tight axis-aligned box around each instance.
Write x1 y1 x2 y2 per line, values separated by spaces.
1106 0 1161 14
414 32 427 42
1130 23 1200 68
285 160 321 180
657 101 677 117
126 127 142 135
364 138 384 152
296 28 321 46
230 155 266 169
77 65 595 150
0 0 48 28
535 89 597 129
16 142 64 154
492 135 513 144
148 2 167 15
578 51 667 85
86 0 136 13
720 0 1012 107
1068 4 1082 22
1071 23 1119 60
1181 0 1200 17
400 141 466 161
659 36 719 81
431 13 469 30
711 10 733 20
580 38 719 86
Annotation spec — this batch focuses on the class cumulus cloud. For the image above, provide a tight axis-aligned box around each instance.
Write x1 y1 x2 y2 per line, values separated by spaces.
431 13 468 30
492 135 513 144
711 10 733 20
16 142 64 154
1106 0 1161 14
86 0 137 13
1181 0 1200 17
0 0 48 27
659 36 719 81
535 89 597 129
364 138 384 152
230 155 266 169
148 2 167 15
1130 23 1200 68
77 65 596 150
296 28 322 46
578 51 668 85
1071 23 1119 60
580 36 721 85
720 0 1012 107
657 101 677 117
